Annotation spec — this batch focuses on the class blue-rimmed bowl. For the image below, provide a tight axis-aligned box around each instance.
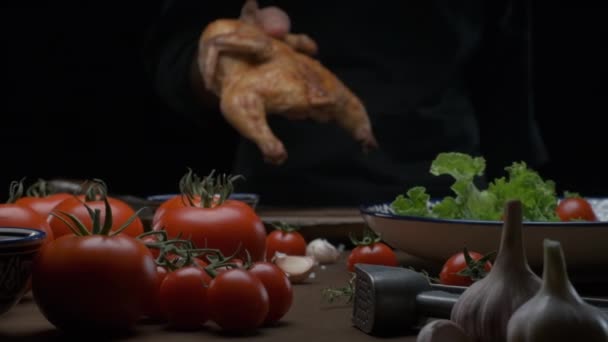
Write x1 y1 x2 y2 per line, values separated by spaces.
146 193 260 209
360 198 608 269
0 227 46 316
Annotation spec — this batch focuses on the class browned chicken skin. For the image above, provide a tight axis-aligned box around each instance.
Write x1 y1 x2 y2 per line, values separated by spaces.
197 0 378 164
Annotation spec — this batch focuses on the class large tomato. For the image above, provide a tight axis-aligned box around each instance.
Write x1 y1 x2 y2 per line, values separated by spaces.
152 195 201 229
207 268 269 332
31 234 158 333
0 180 54 243
439 249 494 286
0 205 54 244
13 179 74 220
151 169 207 229
48 195 143 238
248 262 293 324
158 199 266 262
556 196 598 222
265 222 307 260
15 193 73 220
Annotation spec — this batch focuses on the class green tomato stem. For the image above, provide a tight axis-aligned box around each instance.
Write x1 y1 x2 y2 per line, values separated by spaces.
25 178 52 197
6 178 25 204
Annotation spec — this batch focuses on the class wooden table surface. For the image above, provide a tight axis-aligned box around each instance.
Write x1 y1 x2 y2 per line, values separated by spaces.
0 253 424 342
2 205 606 341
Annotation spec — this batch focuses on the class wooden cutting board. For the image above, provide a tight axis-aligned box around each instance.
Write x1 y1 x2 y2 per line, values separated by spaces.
256 207 367 244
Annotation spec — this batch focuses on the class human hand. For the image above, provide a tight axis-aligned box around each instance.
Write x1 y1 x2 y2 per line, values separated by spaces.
254 5 291 39
244 1 317 55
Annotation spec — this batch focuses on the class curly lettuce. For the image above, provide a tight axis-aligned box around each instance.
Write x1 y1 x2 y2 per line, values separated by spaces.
390 152 560 221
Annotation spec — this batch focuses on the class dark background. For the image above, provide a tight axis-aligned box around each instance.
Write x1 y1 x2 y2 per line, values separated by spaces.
1 3 607 201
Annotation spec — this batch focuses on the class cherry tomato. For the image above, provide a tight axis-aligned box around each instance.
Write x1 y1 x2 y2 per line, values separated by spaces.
140 234 162 259
265 223 307 260
556 197 598 222
347 243 398 272
439 249 493 286
347 231 398 272
207 268 269 332
248 262 293 324
143 265 169 321
159 265 212 330
31 234 158 333
158 199 266 262
48 195 144 239
15 193 73 220
216 258 244 273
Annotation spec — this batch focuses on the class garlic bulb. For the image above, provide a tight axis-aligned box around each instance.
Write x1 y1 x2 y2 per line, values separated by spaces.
450 200 541 342
506 239 608 342
417 319 472 342
306 238 340 264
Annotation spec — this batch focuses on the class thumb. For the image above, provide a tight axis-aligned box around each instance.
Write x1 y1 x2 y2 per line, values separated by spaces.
256 6 291 39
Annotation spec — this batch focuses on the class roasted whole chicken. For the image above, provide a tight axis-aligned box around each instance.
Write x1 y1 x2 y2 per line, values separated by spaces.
198 0 378 164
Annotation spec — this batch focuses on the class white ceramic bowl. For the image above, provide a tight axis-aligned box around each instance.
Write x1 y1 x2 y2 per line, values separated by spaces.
360 198 608 269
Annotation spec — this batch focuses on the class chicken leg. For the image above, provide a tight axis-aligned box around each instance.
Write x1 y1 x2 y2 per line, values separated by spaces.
220 90 287 164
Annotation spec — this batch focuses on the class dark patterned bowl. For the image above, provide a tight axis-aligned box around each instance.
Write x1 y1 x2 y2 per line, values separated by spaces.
0 227 46 316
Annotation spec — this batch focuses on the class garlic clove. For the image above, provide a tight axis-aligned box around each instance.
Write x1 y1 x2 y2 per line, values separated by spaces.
506 239 608 342
417 319 472 342
306 238 340 264
450 200 542 342
274 255 315 284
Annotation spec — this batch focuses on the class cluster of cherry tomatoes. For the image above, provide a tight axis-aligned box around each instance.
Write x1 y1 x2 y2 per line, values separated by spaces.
1 175 295 335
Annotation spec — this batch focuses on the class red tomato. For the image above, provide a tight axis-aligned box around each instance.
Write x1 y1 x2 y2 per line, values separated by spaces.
140 234 162 259
0 204 54 245
207 268 269 332
48 195 144 238
347 242 398 272
265 225 307 260
439 250 493 286
248 262 293 324
152 169 206 229
143 265 169 321
158 199 266 262
556 197 598 222
31 234 158 333
0 204 55 292
15 193 73 220
171 256 209 269
152 195 201 229
159 265 212 330
215 258 244 273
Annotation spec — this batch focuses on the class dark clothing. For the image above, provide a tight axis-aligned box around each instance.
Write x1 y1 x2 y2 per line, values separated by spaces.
144 0 548 206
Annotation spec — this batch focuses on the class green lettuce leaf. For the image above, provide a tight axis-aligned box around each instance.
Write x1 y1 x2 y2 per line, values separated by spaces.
391 186 432 217
390 152 561 222
487 162 559 221
429 152 499 220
